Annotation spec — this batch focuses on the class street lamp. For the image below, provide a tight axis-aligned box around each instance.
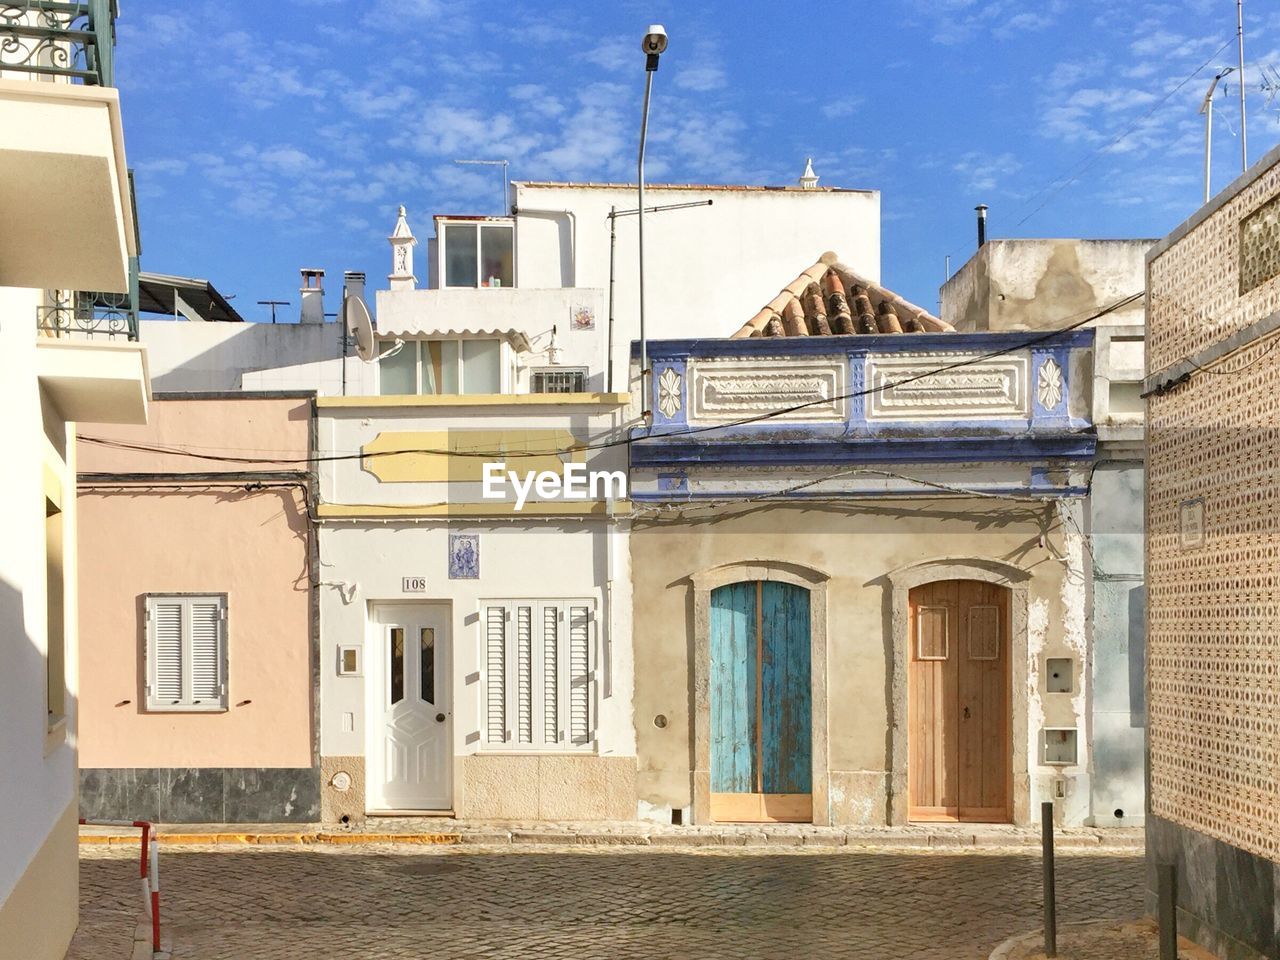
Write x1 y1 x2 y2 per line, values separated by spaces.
1199 67 1234 204
637 24 667 419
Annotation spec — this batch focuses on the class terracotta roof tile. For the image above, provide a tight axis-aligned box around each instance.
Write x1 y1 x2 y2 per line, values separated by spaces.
732 252 953 338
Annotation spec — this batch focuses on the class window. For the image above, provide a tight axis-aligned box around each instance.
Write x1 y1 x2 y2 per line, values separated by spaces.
482 599 595 750
531 368 588 394
441 220 514 288
145 594 228 711
378 338 504 396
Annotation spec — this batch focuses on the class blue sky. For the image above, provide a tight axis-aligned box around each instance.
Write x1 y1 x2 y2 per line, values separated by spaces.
117 0 1280 320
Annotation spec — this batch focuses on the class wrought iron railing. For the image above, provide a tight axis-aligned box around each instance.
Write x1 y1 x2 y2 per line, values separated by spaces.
37 257 139 340
0 0 117 86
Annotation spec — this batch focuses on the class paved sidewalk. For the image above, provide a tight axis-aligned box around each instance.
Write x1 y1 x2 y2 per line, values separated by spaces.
79 818 1145 850
991 918 1217 960
70 844 1145 960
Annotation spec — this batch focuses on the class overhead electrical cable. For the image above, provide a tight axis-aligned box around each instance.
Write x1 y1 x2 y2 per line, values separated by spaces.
81 292 1141 465
1015 37 1236 227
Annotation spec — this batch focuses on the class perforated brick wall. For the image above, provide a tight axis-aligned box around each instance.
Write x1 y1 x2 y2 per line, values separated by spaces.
1148 161 1280 373
1147 168 1280 866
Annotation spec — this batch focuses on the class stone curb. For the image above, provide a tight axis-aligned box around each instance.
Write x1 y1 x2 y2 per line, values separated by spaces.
81 829 1145 851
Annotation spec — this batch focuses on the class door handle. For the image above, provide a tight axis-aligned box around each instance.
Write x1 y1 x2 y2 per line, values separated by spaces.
962 705 971 720
435 713 446 723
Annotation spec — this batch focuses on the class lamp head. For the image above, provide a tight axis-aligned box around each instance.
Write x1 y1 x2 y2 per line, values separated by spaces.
642 25 668 56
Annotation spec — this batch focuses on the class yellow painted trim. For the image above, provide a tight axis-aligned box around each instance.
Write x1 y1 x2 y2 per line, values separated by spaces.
363 429 583 483
318 501 625 519
317 392 630 409
80 831 462 846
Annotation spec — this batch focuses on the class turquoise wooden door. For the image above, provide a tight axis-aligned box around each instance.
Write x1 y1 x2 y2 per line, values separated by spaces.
709 580 812 821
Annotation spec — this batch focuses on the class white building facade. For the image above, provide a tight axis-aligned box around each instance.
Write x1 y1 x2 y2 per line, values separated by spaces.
0 8 150 955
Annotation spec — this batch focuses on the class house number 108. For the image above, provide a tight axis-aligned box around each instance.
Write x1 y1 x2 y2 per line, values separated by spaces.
402 577 426 593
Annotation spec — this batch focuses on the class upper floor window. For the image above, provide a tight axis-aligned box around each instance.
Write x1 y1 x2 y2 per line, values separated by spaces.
441 220 514 288
380 338 504 395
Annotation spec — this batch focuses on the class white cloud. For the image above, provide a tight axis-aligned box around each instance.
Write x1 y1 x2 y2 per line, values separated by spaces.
674 64 727 93
952 151 1022 193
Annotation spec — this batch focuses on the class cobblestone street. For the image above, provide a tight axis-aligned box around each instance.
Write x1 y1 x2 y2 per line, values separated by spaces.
70 845 1144 960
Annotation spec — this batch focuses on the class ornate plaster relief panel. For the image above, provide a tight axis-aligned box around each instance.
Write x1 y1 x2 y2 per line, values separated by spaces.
688 357 847 423
865 352 1030 421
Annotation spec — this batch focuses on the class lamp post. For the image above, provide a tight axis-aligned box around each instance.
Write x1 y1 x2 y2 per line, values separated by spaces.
1199 68 1234 204
637 24 667 419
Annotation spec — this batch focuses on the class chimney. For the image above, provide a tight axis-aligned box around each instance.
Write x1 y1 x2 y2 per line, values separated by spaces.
975 204 988 248
299 268 325 324
343 270 366 305
799 157 819 190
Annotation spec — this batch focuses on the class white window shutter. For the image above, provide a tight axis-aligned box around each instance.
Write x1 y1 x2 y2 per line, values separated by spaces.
152 600 183 704
515 604 533 744
189 601 222 704
568 604 592 746
484 605 507 744
542 604 560 744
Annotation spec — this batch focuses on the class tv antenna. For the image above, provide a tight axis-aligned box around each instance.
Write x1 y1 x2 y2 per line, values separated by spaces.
257 299 289 324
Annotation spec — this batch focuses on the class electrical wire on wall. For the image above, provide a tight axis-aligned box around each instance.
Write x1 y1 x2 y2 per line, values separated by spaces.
80 292 1143 468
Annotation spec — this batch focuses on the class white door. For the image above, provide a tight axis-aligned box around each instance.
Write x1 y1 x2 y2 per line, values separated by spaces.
368 604 451 811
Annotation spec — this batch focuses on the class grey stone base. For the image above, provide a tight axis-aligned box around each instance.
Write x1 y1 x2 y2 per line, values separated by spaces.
80 767 320 824
1145 815 1278 960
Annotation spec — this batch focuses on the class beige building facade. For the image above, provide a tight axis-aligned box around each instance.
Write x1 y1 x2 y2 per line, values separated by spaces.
76 394 318 822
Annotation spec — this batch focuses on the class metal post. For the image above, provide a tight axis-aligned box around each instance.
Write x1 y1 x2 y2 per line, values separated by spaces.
607 205 616 393
1042 800 1057 957
637 70 654 417
1237 0 1248 172
1157 863 1178 960
1204 93 1214 204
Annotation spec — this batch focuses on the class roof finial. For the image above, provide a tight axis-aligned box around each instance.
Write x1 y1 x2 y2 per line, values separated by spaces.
389 204 417 291
799 157 819 190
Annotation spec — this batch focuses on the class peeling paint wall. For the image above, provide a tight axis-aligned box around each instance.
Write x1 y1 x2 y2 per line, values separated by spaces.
942 239 1152 332
630 498 1094 826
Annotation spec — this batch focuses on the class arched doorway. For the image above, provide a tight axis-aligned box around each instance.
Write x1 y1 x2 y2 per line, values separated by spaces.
709 580 812 823
907 579 1012 822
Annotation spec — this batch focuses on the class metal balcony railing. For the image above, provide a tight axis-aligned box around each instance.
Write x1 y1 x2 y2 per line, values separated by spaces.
37 256 139 340
0 0 117 86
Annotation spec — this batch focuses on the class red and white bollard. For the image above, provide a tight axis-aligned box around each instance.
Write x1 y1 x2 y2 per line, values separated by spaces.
80 819 162 957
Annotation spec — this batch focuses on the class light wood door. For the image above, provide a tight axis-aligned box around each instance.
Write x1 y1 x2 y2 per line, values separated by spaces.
709 581 812 823
908 580 1010 822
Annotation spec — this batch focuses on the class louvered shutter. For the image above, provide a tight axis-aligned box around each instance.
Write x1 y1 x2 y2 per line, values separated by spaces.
484 605 507 743
515 604 533 744
568 604 592 745
152 600 183 705
542 604 560 744
189 601 222 703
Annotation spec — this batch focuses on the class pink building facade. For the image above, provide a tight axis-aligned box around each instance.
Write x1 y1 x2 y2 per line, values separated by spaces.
76 393 317 821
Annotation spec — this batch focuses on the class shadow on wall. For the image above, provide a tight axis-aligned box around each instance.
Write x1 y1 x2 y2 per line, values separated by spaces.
146 323 343 392
1128 584 1146 725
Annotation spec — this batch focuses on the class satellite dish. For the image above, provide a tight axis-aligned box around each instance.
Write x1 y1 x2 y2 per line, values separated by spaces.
343 294 376 362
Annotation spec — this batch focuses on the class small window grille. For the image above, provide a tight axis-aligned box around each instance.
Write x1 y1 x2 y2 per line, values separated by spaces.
531 368 587 394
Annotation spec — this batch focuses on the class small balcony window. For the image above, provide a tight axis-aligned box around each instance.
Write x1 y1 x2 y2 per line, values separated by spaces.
441 220 514 288
379 338 505 395
531 368 588 394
